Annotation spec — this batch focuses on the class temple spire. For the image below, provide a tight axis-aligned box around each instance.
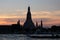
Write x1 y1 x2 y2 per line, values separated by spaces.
24 6 35 31
28 6 30 11
36 21 38 27
17 20 20 25
41 19 43 28
27 6 31 20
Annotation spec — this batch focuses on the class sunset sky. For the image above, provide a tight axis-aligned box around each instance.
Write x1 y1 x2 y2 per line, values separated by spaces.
0 0 60 27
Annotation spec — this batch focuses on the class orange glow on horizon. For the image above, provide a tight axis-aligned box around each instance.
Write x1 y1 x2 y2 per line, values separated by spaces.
0 10 60 27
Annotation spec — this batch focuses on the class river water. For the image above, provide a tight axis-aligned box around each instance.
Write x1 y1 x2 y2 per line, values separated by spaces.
0 34 60 40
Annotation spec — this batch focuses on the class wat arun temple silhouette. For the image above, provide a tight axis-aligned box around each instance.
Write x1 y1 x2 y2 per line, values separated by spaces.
0 6 43 34
23 6 35 30
0 6 60 35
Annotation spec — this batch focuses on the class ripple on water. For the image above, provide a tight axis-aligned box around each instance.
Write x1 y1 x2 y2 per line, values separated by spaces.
0 34 60 40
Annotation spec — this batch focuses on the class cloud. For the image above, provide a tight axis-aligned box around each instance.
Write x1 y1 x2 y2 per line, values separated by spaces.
51 10 60 17
0 10 60 27
0 10 60 19
0 18 25 25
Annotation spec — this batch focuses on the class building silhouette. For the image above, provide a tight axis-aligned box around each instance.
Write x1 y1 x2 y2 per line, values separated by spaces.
41 20 43 28
23 6 35 30
36 21 38 27
12 20 22 33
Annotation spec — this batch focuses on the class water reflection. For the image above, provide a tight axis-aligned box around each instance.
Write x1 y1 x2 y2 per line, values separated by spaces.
0 34 60 40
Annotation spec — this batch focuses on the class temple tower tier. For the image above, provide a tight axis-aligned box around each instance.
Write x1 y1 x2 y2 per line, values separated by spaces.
23 6 35 30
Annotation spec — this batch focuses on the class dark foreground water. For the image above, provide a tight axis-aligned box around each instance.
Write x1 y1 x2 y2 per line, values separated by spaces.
0 34 60 40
